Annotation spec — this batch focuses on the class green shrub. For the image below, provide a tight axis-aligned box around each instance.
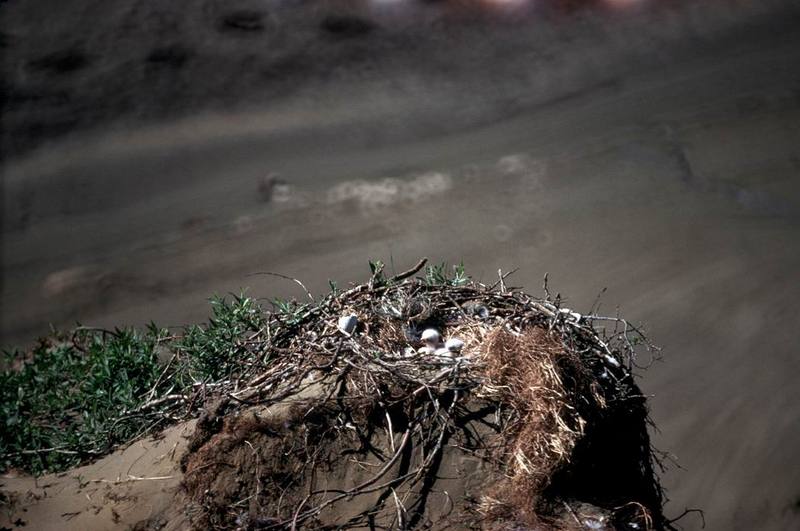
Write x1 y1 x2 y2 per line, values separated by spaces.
0 326 165 473
0 295 266 474
177 294 266 382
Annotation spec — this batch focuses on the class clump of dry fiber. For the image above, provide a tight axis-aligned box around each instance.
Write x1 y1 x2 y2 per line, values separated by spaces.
179 259 671 530
477 327 598 521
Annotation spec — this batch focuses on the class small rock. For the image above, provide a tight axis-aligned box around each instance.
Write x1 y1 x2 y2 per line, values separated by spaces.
258 174 290 203
337 314 358 335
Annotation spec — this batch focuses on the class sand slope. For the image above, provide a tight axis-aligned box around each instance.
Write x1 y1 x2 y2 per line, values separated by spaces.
1 421 194 530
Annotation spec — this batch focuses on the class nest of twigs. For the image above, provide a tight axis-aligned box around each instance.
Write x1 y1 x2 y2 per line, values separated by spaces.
179 259 670 530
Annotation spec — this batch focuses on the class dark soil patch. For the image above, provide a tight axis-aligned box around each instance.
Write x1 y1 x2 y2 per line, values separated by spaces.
320 15 375 39
146 45 191 68
218 11 266 33
28 49 90 74
182 403 342 529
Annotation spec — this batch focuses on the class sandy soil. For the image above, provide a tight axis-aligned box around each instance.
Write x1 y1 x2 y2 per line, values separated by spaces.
0 421 194 530
2 1 800 529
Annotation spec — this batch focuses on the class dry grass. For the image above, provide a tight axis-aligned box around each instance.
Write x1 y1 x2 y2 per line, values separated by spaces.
477 327 592 522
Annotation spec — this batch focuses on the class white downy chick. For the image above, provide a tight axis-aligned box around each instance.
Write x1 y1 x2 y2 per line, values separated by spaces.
434 337 465 360
419 328 443 354
445 338 465 354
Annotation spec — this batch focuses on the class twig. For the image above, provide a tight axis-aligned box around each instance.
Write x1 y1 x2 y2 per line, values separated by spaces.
667 508 706 528
90 474 174 484
390 257 428 282
563 501 581 525
489 268 519 292
391 488 406 529
249 271 316 302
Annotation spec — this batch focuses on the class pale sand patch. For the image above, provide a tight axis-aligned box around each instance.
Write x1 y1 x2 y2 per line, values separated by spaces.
1 421 196 531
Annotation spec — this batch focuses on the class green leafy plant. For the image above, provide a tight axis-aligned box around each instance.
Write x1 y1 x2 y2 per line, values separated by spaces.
270 297 307 326
422 261 469 286
177 294 266 382
0 294 267 474
0 327 166 473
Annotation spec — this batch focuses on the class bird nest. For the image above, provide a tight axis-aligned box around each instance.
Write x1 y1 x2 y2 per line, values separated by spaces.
179 259 670 530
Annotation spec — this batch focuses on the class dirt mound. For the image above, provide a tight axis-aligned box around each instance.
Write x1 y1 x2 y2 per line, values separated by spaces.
175 260 668 529
1 259 671 530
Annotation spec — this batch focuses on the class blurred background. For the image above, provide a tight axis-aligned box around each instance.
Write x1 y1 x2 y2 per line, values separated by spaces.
2 0 799 528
